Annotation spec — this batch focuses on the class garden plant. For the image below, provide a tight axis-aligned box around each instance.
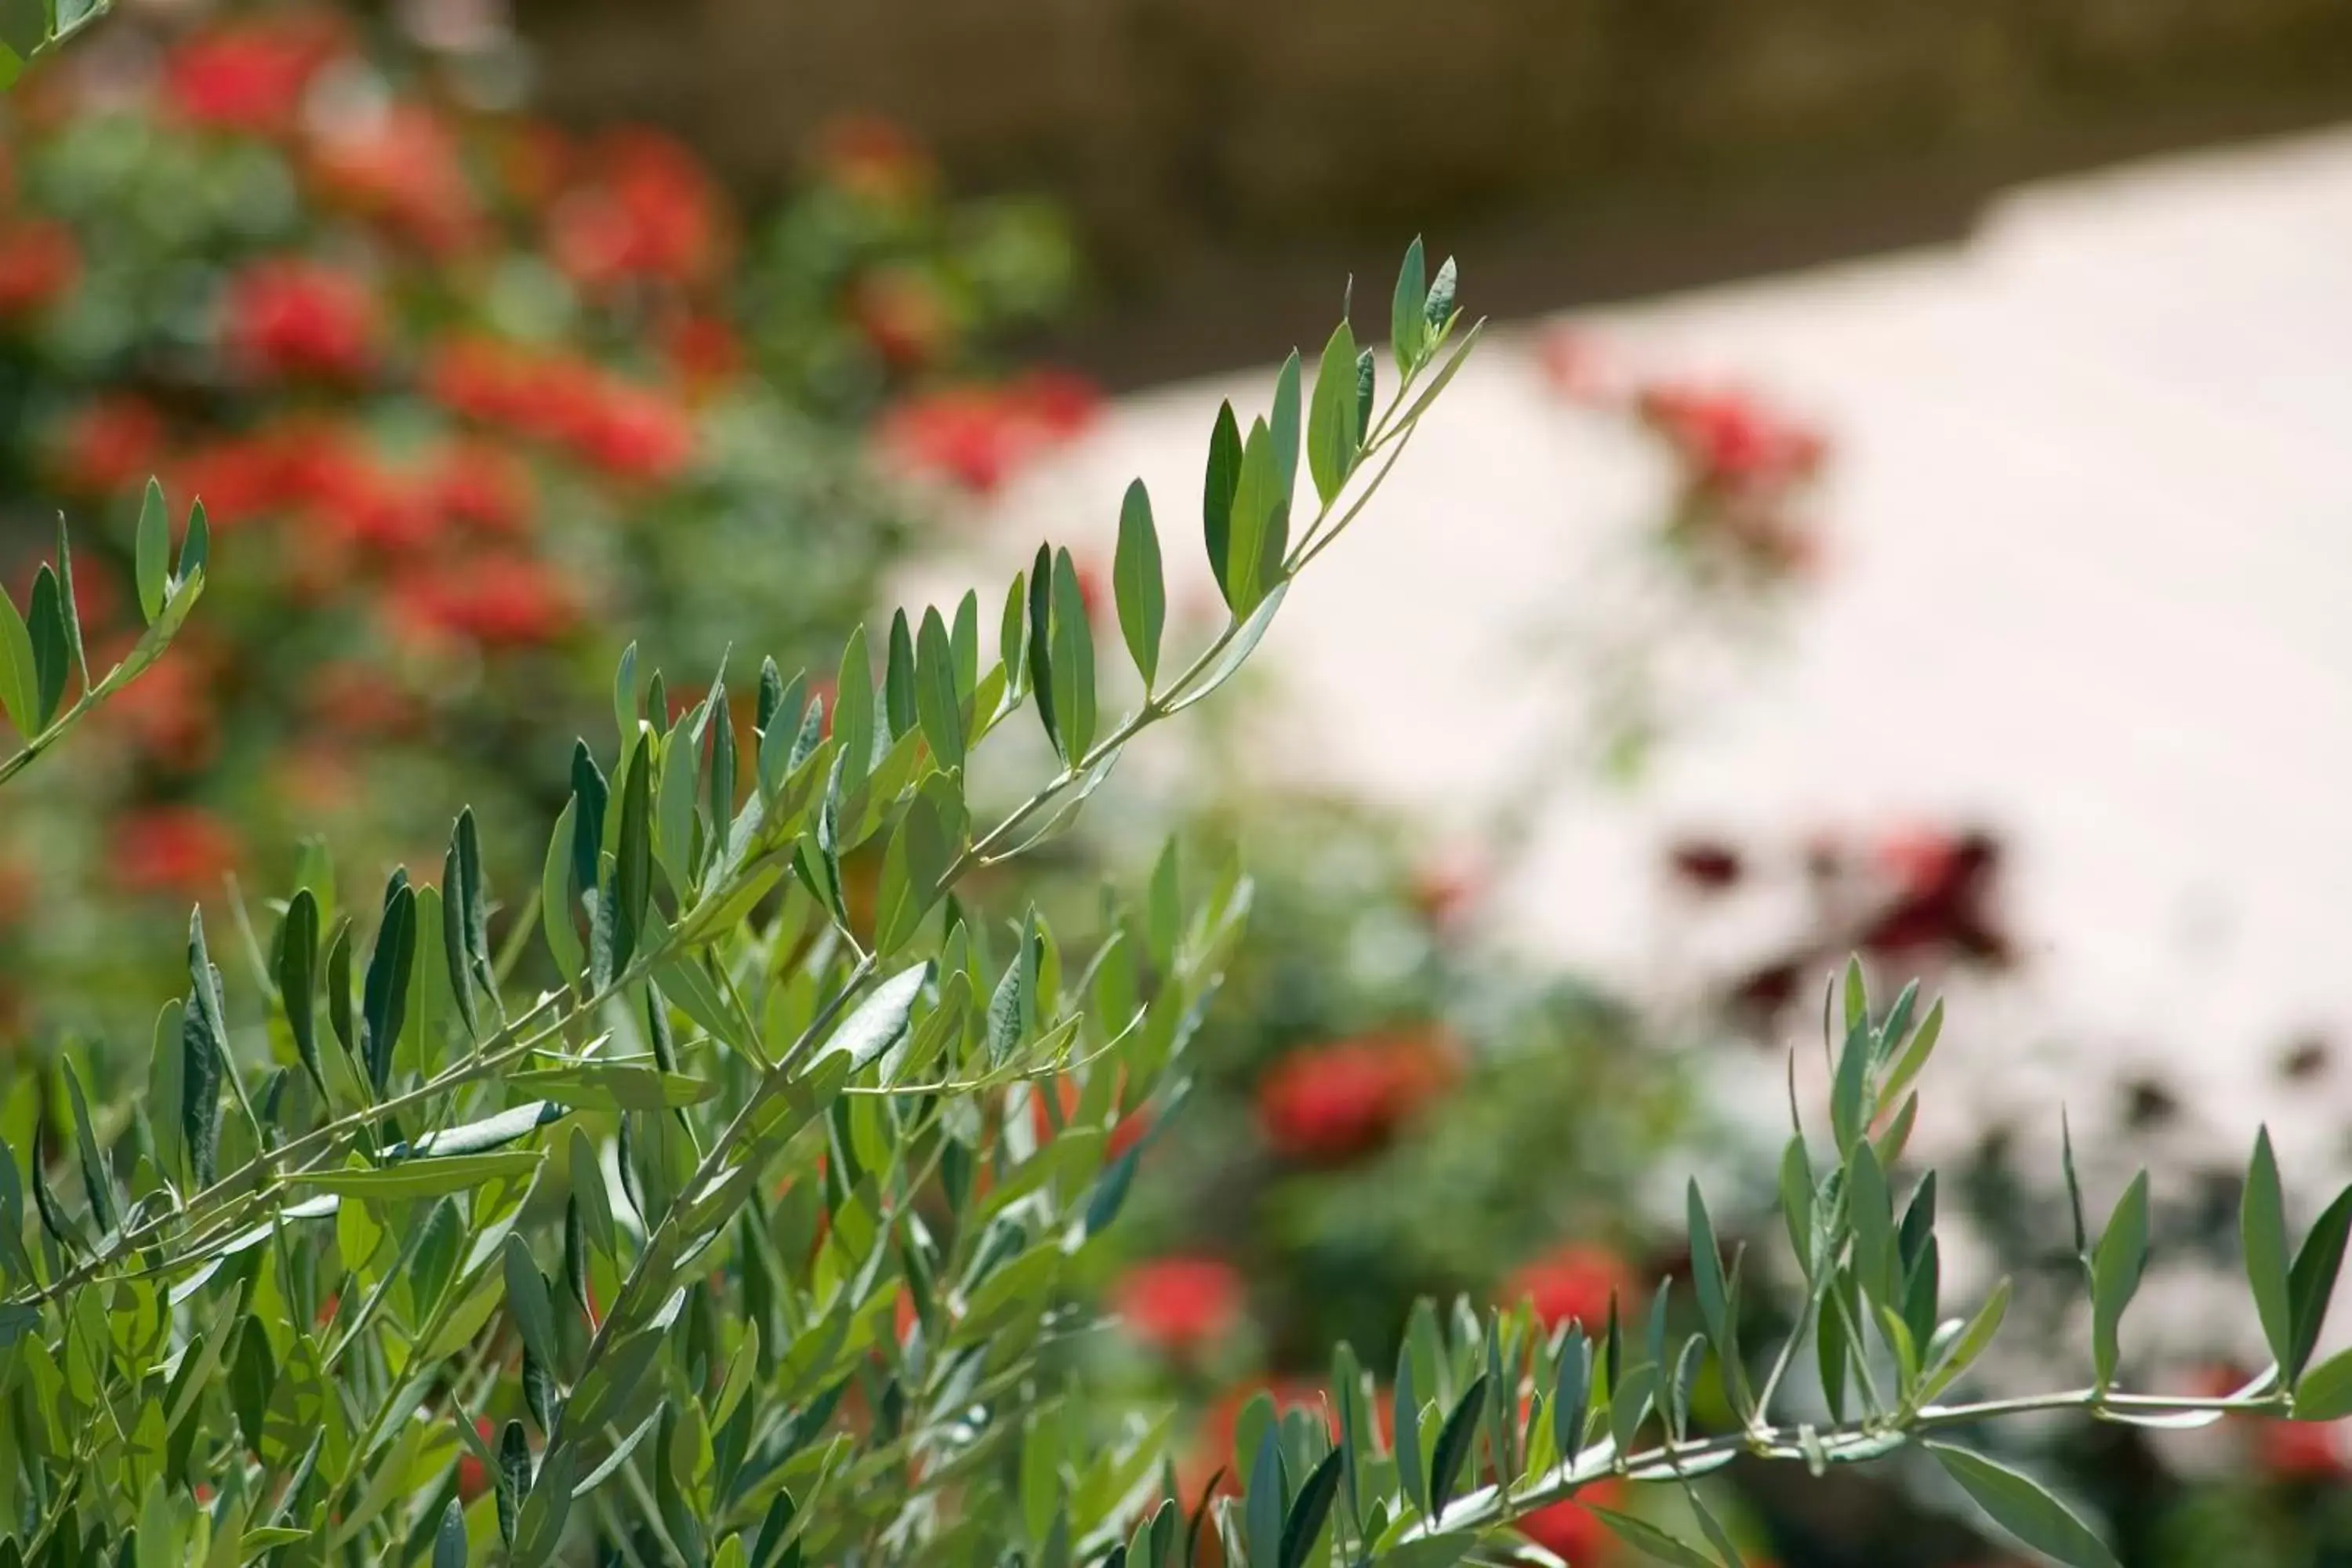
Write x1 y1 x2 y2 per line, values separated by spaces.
1 241 2349 1568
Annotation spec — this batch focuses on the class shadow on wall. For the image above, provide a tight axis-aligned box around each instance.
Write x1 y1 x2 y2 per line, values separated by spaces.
516 0 2352 383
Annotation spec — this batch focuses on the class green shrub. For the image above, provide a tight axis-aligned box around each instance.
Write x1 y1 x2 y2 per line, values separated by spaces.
0 226 2340 1568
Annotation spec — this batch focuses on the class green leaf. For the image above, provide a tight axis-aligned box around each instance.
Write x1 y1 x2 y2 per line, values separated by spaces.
148 999 187 1189
2244 1126 2294 1374
1393 1347 1427 1516
2089 1172 2150 1388
136 477 169 625
916 606 965 769
1223 417 1287 615
1428 1373 1486 1519
1425 255 1457 332
1269 348 1303 509
1392 237 1428 373
1203 401 1242 607
569 1127 615 1259
1688 1180 1729 1346
183 910 228 1188
0 581 35 741
1048 548 1097 760
432 1499 466 1568
541 798 584 989
1000 570 1030 706
1307 320 1363 505
180 499 210 586
1552 1331 1592 1458
495 1420 530 1545
1928 1443 2119 1568
835 624 876 789
292 1151 544 1200
278 889 323 1096
1112 479 1165 688
1279 1448 1344 1568
361 879 416 1094
61 1062 113 1232
26 565 67 728
506 1064 717 1112
612 729 653 975
1166 581 1287 717
876 785 960 956
1919 1276 2012 1404
2288 1183 2352 1385
1593 1508 1725 1568
884 608 918 740
503 1235 558 1371
819 964 929 1074
2295 1345 2352 1421
1244 1426 1286 1568
1026 545 1058 751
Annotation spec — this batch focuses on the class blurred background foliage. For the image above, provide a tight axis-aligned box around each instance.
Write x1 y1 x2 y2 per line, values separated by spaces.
2 2 2348 1564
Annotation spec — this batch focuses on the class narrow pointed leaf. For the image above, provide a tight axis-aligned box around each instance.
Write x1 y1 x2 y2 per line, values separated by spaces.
1113 479 1164 686
1928 1443 2120 1568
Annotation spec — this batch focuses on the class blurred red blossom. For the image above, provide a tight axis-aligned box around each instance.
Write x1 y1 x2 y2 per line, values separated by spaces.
549 129 725 291
1255 1029 1457 1165
0 220 78 318
51 395 164 499
161 17 342 136
877 370 1101 495
100 650 218 771
1504 1241 1634 1330
428 441 535 536
110 805 241 899
1110 1256 1245 1359
388 554 578 652
223 259 380 381
309 103 480 255
1637 383 1827 497
1519 1476 1625 1562
851 268 952 371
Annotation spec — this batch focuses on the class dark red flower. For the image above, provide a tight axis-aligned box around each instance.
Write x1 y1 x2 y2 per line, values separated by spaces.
1504 1242 1633 1331
662 313 744 392
1110 1256 1244 1359
223 259 379 381
0 221 79 318
575 379 695 482
1255 1030 1456 1165
51 396 164 499
110 805 241 899
2262 1418 2347 1480
1667 837 1744 893
162 19 342 136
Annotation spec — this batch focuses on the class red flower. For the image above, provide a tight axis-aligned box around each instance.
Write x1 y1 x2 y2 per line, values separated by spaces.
389 554 578 652
1667 837 1744 894
223 260 379 381
100 649 218 771
1111 1257 1244 1358
1519 1477 1624 1562
662 313 744 392
161 19 342 136
575 379 695 481
306 660 423 739
548 129 725 290
1638 383 1826 495
172 433 293 530
1536 328 1621 405
309 103 480 255
1254 1030 1456 1166
0 220 79 318
2262 1418 2348 1480
1505 1243 1633 1332
457 1416 497 1501
428 442 535 535
877 372 1098 496
111 805 241 900
51 396 164 499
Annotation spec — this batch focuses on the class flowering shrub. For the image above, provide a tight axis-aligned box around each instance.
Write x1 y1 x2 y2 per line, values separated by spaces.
0 3 1083 1041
